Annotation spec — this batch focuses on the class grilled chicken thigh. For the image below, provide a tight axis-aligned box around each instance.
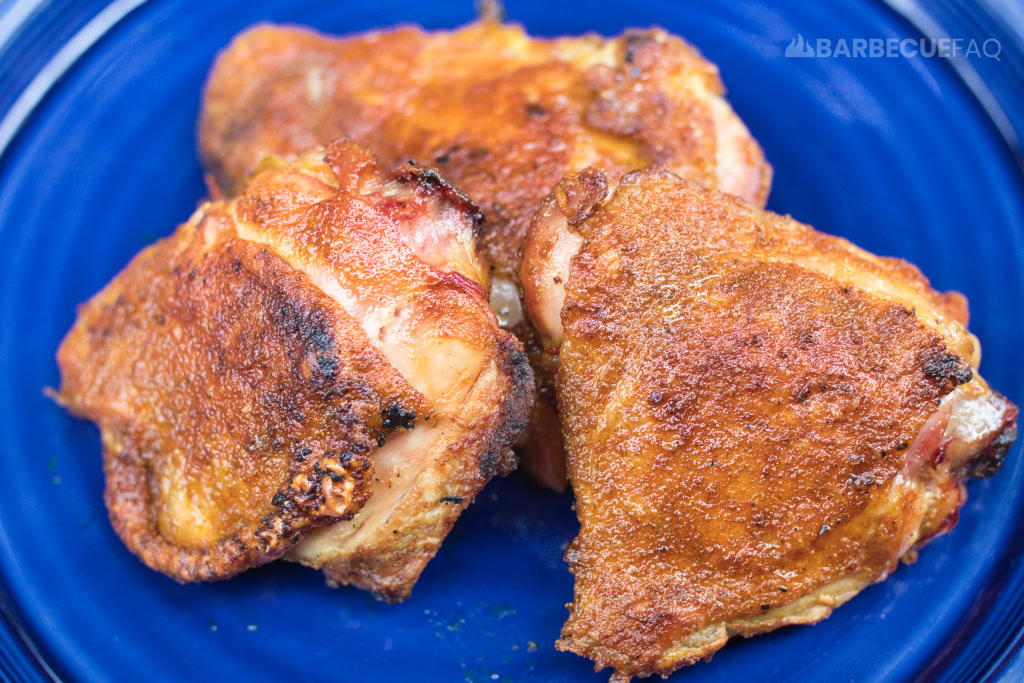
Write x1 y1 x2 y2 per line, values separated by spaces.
57 140 531 597
520 166 1018 680
198 17 771 489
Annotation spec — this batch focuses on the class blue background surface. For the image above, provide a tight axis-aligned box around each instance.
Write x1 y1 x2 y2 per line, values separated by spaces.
0 1 1023 680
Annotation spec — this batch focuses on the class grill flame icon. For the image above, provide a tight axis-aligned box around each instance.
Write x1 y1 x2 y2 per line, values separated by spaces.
785 33 815 58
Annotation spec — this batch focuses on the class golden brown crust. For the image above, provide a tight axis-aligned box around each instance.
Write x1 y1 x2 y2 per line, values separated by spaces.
199 20 770 279
57 204 424 581
226 142 533 600
198 19 771 489
57 140 531 587
520 167 1016 679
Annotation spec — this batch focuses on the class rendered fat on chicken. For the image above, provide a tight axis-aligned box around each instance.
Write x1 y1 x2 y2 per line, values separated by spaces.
520 166 1018 679
56 140 531 599
198 16 771 489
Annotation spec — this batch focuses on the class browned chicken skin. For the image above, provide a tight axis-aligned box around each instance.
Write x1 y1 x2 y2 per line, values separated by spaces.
520 166 1017 680
57 140 531 596
198 17 771 489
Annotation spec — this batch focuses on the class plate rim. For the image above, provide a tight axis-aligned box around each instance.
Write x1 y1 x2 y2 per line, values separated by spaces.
0 1 1022 680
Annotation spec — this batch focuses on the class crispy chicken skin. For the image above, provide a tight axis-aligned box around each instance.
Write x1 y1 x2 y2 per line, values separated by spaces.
198 17 771 489
57 140 531 594
519 167 1018 680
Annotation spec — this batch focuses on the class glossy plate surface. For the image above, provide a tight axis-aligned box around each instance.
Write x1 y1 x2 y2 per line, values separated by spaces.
0 0 1022 680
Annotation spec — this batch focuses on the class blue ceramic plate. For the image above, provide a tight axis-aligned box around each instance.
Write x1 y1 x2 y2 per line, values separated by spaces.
1 1 1023 680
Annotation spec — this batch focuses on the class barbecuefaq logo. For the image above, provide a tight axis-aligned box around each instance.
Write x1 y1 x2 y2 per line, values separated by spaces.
785 33 1001 60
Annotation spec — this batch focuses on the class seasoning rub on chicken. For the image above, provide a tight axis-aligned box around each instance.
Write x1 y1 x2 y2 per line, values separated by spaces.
520 165 1017 680
56 140 532 600
198 15 771 490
